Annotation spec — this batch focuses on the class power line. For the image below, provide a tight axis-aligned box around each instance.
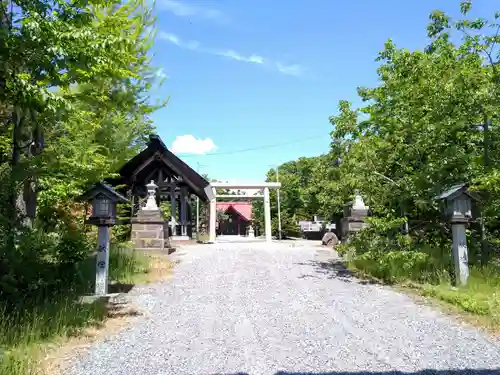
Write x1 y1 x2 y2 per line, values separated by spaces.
176 134 326 158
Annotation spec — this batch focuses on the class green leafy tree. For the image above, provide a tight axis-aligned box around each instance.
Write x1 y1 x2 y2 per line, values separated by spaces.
0 0 164 307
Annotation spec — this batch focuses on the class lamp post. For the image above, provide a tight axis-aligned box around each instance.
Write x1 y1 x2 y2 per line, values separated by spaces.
79 183 128 296
437 183 479 286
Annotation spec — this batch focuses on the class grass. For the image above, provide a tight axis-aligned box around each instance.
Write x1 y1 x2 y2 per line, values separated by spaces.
413 264 500 331
0 242 173 375
348 255 500 333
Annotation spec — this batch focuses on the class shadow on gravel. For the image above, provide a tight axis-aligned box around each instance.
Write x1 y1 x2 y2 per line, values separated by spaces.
218 370 500 375
108 282 134 294
275 371 500 375
296 259 378 285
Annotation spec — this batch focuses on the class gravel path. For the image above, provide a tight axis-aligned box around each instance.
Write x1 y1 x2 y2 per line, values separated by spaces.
66 240 500 375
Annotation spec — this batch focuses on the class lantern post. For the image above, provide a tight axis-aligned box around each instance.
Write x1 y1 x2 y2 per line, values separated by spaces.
437 183 479 286
78 183 129 296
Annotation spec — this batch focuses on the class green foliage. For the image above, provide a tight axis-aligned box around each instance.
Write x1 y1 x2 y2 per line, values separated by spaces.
274 1 500 264
271 212 301 238
0 0 162 295
0 242 156 375
108 242 150 284
217 210 229 223
0 297 107 375
350 249 451 285
0 0 164 372
159 201 172 219
249 5 500 331
252 155 336 234
337 217 451 284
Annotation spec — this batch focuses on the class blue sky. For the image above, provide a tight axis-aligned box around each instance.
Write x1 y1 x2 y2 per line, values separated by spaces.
148 0 495 183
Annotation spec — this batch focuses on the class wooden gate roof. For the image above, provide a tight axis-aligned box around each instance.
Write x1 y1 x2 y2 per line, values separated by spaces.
116 135 210 201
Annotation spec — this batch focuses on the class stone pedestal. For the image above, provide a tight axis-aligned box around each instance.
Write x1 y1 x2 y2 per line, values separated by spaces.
340 192 370 241
131 209 169 251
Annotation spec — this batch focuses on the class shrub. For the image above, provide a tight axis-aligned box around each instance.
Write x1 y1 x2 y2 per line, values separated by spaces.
338 216 452 284
0 239 157 375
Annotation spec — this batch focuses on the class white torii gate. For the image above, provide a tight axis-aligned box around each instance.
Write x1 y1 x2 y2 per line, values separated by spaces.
204 182 281 243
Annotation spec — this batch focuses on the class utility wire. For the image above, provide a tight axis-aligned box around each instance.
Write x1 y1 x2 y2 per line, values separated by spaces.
176 134 326 158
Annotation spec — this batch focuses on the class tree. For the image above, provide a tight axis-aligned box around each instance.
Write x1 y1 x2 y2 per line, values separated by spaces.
252 155 331 236
0 0 164 305
0 0 163 236
265 1 499 260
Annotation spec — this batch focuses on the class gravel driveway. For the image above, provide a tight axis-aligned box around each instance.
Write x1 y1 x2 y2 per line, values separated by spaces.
66 240 500 375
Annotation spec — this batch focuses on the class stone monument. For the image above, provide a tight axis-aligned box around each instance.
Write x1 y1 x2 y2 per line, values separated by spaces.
131 180 169 251
340 190 370 241
248 224 255 238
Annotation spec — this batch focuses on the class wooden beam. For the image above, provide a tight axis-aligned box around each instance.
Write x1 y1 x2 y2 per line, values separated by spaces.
130 153 158 181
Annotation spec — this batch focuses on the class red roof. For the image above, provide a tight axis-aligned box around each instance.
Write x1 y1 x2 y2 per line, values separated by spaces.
217 202 252 221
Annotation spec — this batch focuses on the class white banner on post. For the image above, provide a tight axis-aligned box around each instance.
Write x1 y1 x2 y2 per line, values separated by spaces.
95 225 110 296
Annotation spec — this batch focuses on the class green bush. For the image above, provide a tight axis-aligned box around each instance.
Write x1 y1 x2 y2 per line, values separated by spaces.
271 213 301 238
338 216 452 284
0 239 155 375
0 228 94 309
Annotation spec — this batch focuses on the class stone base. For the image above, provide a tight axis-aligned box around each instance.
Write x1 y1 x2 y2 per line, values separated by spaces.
131 209 169 251
343 205 369 218
340 217 369 241
170 235 190 241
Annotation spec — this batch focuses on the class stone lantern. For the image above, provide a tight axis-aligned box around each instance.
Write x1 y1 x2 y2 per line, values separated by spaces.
248 223 255 238
437 183 479 286
143 180 159 211
131 180 169 252
79 182 128 296
341 190 370 241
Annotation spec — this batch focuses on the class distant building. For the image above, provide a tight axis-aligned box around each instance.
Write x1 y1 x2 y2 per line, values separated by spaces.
217 201 253 236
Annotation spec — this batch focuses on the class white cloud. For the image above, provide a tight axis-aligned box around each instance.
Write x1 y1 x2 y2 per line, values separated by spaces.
158 32 200 50
171 135 217 155
158 0 227 23
155 68 169 80
276 62 304 76
216 50 264 64
159 31 304 76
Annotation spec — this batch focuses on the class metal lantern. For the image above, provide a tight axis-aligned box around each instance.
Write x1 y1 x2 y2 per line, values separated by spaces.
79 183 128 226
93 194 113 218
447 194 472 221
437 183 477 223
78 182 129 296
